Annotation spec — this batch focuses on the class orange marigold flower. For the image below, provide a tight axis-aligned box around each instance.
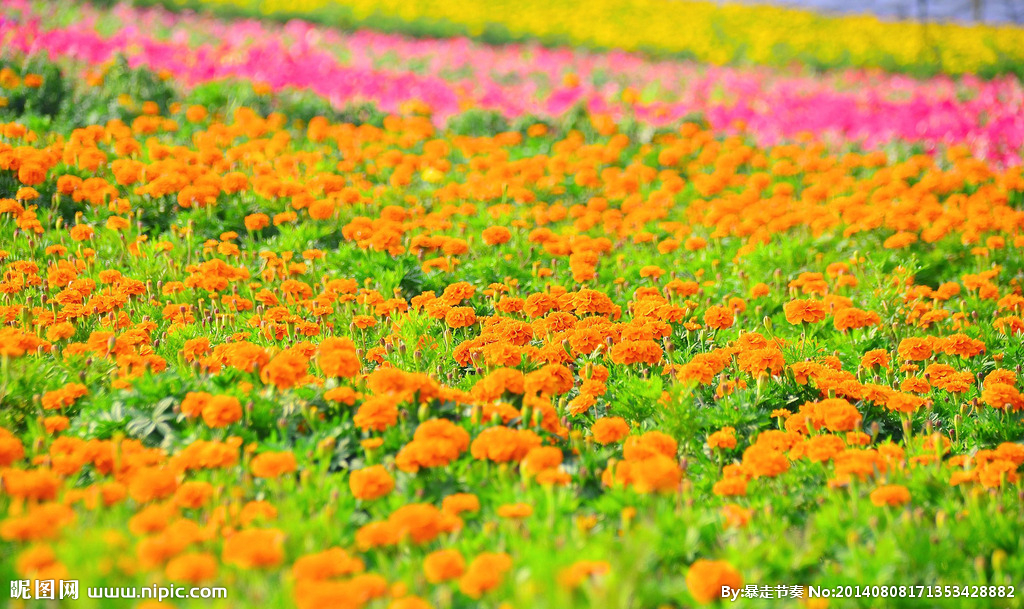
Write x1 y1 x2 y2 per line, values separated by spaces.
201 395 242 428
349 465 394 501
521 446 562 476
481 226 512 246
127 467 178 503
630 454 683 493
591 417 630 444
886 392 925 414
250 451 297 479
470 426 542 463
324 386 359 405
458 552 512 599
609 339 663 365
869 484 911 507
741 444 789 478
978 460 1020 487
353 396 400 432
750 282 770 298
783 299 828 324
707 427 737 450
703 305 734 330
686 559 743 604
260 348 309 389
165 551 218 584
244 213 270 231
496 502 533 519
721 504 752 529
897 337 933 361
174 481 214 509
317 337 361 378
180 391 211 418
833 307 881 332
441 493 480 515
222 528 285 569
445 306 477 328
292 547 364 581
982 383 1024 410
423 549 465 583
817 398 863 432
42 416 69 435
860 349 891 370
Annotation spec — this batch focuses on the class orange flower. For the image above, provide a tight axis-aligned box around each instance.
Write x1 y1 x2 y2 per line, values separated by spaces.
721 504 753 529
741 444 789 478
591 417 630 444
42 416 69 435
17 163 46 186
686 559 743 604
629 454 683 493
496 502 533 519
388 503 459 544
244 213 270 231
978 460 1020 487
250 451 298 479
833 307 880 331
482 226 512 245
126 467 178 503
707 427 737 450
817 398 863 432
441 493 480 515
886 392 924 414
396 419 471 472
982 383 1024 410
222 528 285 569
180 392 211 418
750 282 770 298
423 549 465 583
353 396 400 432
860 349 891 369
897 337 933 361
521 446 562 476
166 551 218 584
869 484 911 507
69 224 95 242
609 339 663 365
458 552 512 599
349 465 394 501
444 306 477 328
470 426 542 463
201 395 242 428
783 299 828 324
317 337 361 378
174 481 214 509
260 348 309 389
292 547 364 581
703 305 734 330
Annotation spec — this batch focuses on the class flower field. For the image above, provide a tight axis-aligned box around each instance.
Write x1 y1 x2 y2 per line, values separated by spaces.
158 0 1024 77
2 1 1024 608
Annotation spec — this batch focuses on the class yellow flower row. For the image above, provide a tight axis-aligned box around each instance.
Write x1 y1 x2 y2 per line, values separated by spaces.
166 0 1024 76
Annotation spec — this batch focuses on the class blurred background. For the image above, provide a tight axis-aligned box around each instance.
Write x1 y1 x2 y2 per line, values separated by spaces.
738 0 1022 23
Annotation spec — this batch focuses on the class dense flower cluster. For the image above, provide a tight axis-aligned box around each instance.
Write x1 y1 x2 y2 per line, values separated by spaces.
1 4 1024 609
167 0 1024 77
2 1 1024 166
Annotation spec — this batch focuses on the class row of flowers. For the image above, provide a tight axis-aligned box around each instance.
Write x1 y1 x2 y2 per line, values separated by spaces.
2 0 1024 166
158 0 1024 77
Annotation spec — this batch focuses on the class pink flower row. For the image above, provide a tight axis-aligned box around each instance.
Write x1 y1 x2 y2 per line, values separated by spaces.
3 0 1022 165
